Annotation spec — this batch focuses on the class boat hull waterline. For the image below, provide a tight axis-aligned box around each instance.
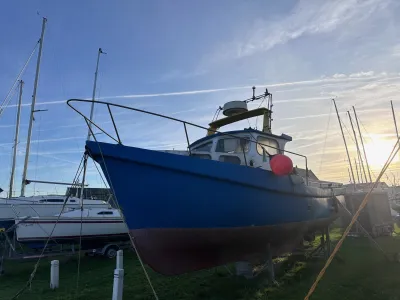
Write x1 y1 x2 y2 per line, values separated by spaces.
86 141 339 275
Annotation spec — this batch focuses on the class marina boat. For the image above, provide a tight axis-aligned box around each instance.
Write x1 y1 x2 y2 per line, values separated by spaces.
0 195 110 229
69 88 339 275
15 207 128 248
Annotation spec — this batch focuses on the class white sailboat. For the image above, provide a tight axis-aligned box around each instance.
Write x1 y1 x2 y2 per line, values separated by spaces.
0 196 109 227
0 20 109 228
15 207 128 248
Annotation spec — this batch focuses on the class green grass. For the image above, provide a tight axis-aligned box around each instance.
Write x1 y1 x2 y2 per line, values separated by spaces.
1 229 400 300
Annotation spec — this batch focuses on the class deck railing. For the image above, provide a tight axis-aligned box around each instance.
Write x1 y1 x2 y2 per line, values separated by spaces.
67 99 309 184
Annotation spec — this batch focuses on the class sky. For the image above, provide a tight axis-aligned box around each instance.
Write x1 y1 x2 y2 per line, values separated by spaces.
1 0 400 196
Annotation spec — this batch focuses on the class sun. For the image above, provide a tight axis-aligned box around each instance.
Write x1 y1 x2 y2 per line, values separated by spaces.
364 139 399 168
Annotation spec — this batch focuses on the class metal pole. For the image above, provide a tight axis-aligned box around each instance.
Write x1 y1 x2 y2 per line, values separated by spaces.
23 179 88 186
21 17 47 197
9 80 23 198
87 48 105 141
333 99 356 186
347 168 352 183
347 111 367 183
80 154 89 204
354 158 360 184
353 106 372 182
391 101 399 139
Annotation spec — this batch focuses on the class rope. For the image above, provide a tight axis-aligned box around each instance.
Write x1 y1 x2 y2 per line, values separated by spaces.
75 154 88 298
0 41 39 117
304 136 400 300
10 155 85 300
85 138 159 300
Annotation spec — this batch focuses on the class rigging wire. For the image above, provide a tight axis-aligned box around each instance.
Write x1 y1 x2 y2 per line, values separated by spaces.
304 135 400 300
0 41 39 117
85 136 159 300
33 114 43 195
75 155 87 299
6 87 21 195
318 102 333 176
10 155 85 300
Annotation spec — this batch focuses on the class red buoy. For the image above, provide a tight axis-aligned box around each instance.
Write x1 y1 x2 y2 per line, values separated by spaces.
270 154 293 176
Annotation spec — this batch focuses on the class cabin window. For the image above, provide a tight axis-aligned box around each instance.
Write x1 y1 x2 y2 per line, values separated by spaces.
257 137 279 155
97 211 113 215
192 154 212 160
219 155 241 165
39 199 64 203
69 200 76 203
216 137 250 153
192 141 213 152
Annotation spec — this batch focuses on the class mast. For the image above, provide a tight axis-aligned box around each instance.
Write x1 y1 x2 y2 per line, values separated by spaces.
20 17 47 197
391 100 399 139
353 106 372 182
333 99 356 187
347 111 367 183
354 158 360 184
9 80 24 198
87 48 105 141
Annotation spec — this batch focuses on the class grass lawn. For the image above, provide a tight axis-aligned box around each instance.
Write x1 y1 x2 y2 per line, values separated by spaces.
1 229 400 300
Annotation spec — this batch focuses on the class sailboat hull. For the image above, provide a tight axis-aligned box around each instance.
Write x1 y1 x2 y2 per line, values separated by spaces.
86 141 338 275
16 216 129 248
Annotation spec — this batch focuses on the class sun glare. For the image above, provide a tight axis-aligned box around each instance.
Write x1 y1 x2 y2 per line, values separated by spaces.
364 140 399 168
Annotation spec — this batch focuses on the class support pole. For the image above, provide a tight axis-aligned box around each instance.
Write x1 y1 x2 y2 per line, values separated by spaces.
333 100 356 188
353 106 372 182
112 251 124 300
267 243 275 282
21 17 47 197
116 250 123 269
50 260 59 289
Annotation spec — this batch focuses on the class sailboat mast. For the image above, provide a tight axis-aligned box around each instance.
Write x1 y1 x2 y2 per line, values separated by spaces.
354 158 360 184
9 80 24 198
352 106 372 182
391 100 399 139
347 111 367 183
87 48 105 141
333 99 356 186
20 17 47 197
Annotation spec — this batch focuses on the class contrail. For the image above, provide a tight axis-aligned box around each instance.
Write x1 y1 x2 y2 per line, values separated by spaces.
2 73 389 110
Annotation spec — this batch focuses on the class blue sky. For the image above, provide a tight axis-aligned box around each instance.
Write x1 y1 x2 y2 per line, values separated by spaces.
1 0 400 196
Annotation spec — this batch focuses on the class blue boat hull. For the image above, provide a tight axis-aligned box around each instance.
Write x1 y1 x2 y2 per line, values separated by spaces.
86 141 338 275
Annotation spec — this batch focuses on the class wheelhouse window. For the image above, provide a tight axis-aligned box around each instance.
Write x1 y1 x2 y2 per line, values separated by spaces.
216 137 250 153
219 155 241 165
192 141 213 152
257 136 279 155
192 154 212 160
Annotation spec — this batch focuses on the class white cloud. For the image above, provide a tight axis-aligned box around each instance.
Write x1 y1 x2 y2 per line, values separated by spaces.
333 73 347 79
209 0 391 61
349 71 375 78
